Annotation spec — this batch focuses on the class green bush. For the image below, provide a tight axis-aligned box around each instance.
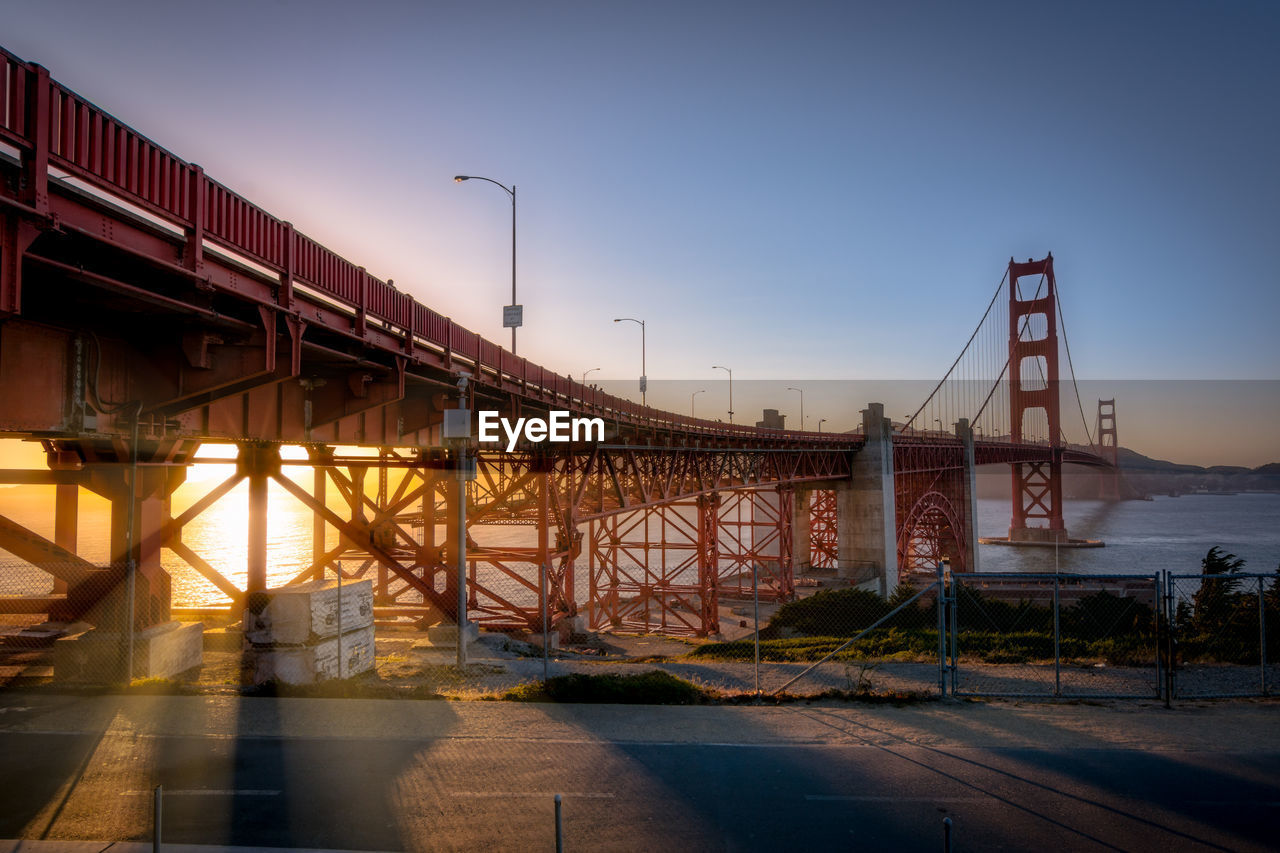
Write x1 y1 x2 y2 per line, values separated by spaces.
765 586 935 638
503 670 711 705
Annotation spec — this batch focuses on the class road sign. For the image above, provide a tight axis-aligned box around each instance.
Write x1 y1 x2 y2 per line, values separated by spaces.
639 375 647 394
503 304 523 328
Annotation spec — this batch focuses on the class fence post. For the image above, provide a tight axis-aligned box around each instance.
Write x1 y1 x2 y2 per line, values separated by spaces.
1052 575 1061 698
153 784 162 853
1259 576 1267 697
541 561 550 683
1154 572 1166 705
936 563 946 696
949 572 959 697
554 793 563 853
753 563 761 697
336 560 343 678
1164 570 1176 704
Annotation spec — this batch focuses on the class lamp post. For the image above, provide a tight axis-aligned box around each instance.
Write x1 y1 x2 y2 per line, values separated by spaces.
691 389 706 417
613 318 646 405
582 367 601 385
712 365 733 423
787 386 804 431
454 175 518 354
818 418 828 432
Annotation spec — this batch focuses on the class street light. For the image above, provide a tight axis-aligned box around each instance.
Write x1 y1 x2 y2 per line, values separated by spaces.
454 175 518 354
818 418 828 432
582 367 601 385
786 386 804 431
613 318 646 405
712 365 733 423
691 389 706 417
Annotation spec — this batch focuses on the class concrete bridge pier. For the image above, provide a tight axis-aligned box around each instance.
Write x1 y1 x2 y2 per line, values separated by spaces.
790 487 812 571
837 403 899 595
956 417 980 574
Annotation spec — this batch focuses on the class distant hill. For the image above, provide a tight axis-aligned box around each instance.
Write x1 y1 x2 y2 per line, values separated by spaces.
1116 447 1275 477
1113 448 1280 495
976 447 1280 499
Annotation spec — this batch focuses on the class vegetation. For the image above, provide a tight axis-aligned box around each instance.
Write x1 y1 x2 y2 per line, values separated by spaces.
1170 547 1280 664
502 670 713 704
697 546 1280 667
690 629 1157 666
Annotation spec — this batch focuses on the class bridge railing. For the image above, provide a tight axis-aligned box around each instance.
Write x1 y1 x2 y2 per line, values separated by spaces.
1 45 855 448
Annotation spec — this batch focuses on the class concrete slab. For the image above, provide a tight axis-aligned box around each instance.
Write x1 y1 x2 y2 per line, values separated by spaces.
243 624 375 685
243 579 373 645
424 620 480 648
53 621 203 682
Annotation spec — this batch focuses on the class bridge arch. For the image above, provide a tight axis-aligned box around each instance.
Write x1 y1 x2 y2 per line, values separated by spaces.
896 488 967 575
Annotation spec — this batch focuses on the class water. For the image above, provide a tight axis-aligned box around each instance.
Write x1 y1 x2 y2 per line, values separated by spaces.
2 484 1278 608
976 493 1280 576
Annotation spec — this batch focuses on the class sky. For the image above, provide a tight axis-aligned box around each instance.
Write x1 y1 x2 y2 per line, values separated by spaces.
3 0 1278 464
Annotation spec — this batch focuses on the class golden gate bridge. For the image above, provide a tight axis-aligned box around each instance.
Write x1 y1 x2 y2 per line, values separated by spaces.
0 46 1124 647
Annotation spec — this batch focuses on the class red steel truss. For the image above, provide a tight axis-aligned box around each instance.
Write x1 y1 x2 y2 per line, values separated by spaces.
894 441 971 574
807 490 838 570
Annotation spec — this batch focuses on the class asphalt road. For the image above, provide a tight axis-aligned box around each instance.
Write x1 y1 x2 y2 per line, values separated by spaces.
0 695 1277 852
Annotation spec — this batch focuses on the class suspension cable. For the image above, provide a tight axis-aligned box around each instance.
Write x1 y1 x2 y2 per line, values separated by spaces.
905 268 1009 430
1056 286 1096 450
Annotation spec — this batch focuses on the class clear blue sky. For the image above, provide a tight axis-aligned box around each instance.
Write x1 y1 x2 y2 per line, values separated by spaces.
5 1 1278 460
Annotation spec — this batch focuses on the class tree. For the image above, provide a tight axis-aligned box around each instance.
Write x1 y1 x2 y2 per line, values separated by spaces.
1265 565 1280 614
1192 546 1247 630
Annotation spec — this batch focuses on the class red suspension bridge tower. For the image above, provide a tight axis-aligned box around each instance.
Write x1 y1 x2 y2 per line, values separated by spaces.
1007 254 1067 543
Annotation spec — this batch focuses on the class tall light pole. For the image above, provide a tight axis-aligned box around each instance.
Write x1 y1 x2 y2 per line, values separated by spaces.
613 318 645 405
818 418 828 432
787 386 804 431
691 389 706 417
582 367 601 385
454 175 518 354
712 365 733 423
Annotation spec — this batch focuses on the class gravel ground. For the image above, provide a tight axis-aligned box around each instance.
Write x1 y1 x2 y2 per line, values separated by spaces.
3 625 1276 701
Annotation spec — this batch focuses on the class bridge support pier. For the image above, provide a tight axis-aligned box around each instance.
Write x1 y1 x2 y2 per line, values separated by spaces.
77 448 188 632
238 444 281 594
838 403 899 594
791 487 812 571
957 418 980 573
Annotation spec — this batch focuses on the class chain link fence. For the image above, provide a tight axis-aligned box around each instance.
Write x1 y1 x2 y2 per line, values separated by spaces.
1166 571 1277 699
4 551 1280 702
949 573 1162 699
0 558 137 686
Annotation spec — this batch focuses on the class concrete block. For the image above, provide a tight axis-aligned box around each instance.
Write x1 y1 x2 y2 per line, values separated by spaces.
135 621 204 678
202 625 244 652
243 624 375 685
54 621 203 682
424 620 479 648
244 579 373 645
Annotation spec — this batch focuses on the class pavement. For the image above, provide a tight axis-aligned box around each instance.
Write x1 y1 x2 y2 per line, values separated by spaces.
0 692 1277 851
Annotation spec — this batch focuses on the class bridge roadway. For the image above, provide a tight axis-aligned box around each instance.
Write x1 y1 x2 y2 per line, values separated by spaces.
0 693 1276 851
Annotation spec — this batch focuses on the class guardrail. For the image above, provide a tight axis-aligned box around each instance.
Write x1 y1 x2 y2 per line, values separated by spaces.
1 45 858 447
